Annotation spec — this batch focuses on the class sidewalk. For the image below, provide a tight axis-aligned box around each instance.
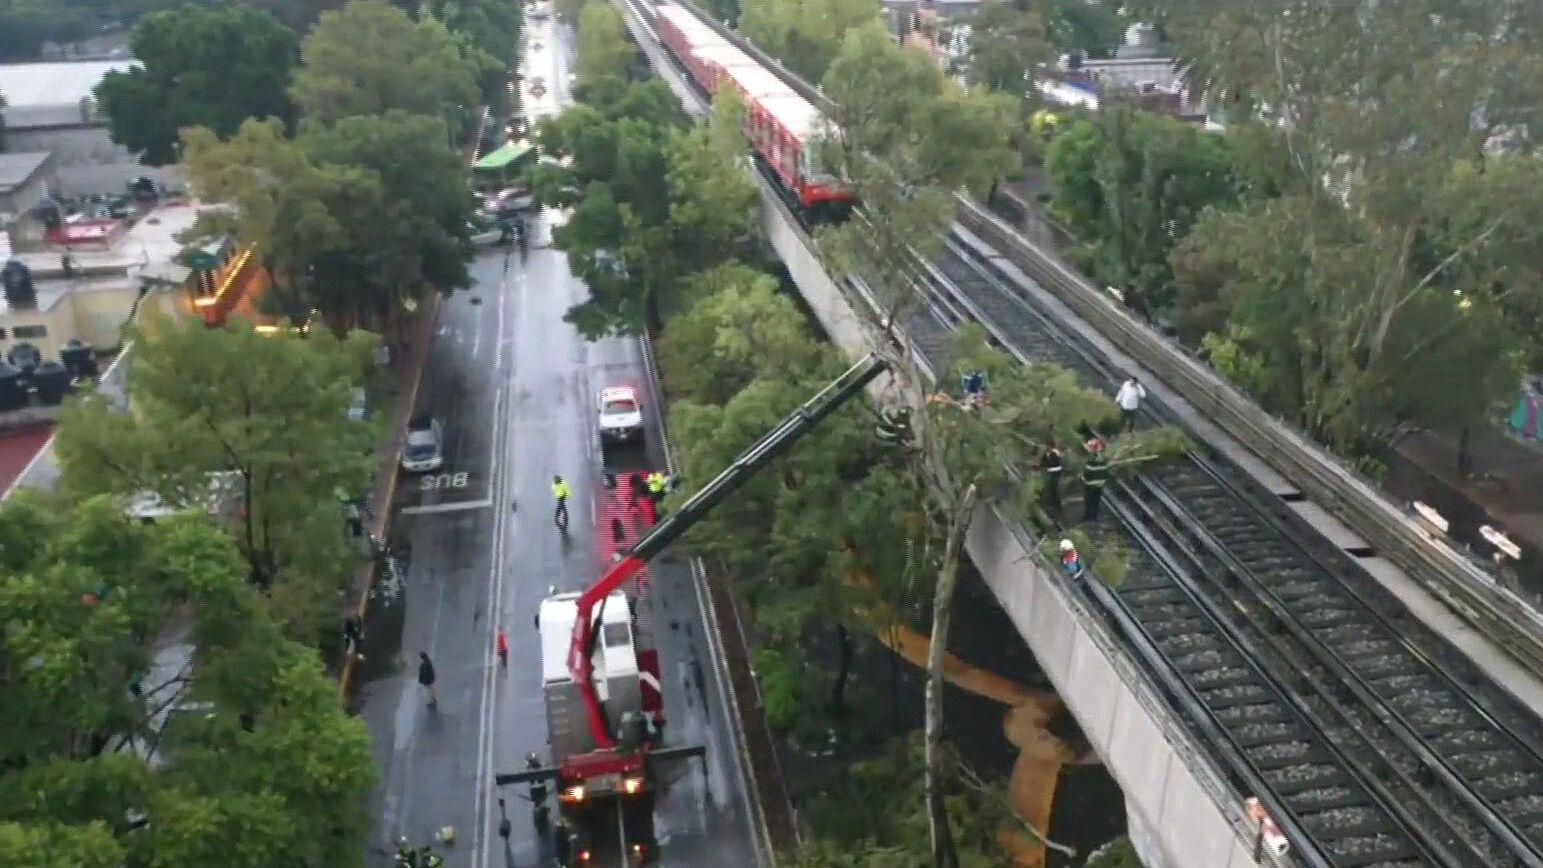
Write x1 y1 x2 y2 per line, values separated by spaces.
338 296 441 696
1391 426 1543 598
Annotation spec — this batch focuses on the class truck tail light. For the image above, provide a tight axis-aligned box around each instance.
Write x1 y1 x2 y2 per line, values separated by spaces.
623 776 643 795
560 784 585 803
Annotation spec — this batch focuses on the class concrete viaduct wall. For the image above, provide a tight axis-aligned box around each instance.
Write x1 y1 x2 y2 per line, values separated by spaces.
612 2 1270 864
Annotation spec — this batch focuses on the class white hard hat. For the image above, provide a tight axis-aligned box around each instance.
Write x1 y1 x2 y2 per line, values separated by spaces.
1059 539 1075 552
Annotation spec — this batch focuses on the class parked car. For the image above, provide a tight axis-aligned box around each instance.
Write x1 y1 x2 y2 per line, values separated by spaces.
401 414 444 473
597 386 643 443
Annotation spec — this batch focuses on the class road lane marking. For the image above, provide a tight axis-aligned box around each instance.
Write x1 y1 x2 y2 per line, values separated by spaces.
473 260 517 868
398 499 492 516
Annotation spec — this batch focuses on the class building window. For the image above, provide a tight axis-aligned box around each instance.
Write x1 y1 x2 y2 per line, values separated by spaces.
12 325 47 339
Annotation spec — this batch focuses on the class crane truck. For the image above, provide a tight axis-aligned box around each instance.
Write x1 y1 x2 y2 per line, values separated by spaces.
497 353 887 864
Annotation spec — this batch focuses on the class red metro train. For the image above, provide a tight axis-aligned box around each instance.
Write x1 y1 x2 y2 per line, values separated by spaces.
652 2 855 220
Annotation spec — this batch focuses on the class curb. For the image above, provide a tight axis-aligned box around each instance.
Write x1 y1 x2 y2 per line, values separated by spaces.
339 294 442 698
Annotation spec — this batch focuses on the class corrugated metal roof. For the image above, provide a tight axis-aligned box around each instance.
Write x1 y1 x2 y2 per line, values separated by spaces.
0 60 136 129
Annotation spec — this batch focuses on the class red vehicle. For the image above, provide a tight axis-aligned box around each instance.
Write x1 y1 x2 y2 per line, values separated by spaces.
653 2 854 221
498 354 885 861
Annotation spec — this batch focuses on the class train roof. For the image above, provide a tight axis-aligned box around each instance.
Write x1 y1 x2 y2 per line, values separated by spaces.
657 1 827 143
756 92 823 140
724 63 800 101
656 4 719 41
692 41 760 73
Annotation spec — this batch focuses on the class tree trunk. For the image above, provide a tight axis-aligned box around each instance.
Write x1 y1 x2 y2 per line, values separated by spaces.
926 483 976 868
831 622 853 715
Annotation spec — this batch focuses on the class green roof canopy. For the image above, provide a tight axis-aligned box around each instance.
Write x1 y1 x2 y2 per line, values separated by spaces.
473 140 534 171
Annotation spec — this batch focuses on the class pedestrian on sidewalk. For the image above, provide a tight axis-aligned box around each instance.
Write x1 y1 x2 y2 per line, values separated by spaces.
418 651 439 708
1081 440 1110 522
1115 375 1146 433
343 615 364 660
1037 439 1064 516
495 629 509 669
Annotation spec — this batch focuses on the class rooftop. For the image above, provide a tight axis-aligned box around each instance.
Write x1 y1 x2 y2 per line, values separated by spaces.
0 60 137 129
12 200 204 278
0 153 52 195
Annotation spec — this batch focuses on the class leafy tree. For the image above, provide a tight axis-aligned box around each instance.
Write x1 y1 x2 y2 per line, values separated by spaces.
965 0 1052 95
574 1 634 104
419 0 520 72
240 0 346 33
0 497 376 866
183 115 472 325
792 738 1019 867
538 76 762 336
1043 107 1238 298
738 0 880 83
1173 193 1523 456
658 265 821 405
818 19 1015 327
666 89 760 270
95 4 297 166
301 110 477 317
54 314 376 639
1044 0 1126 58
290 0 478 125
1133 0 1543 447
0 0 90 61
181 119 386 324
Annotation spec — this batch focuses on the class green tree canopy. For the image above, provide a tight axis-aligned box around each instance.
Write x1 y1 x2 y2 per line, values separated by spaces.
290 0 478 124
419 0 523 105
965 0 1052 96
301 110 477 312
181 119 385 323
95 3 297 166
1043 107 1239 296
54 314 377 639
574 1 634 105
183 115 472 325
665 89 760 274
738 0 880 83
1173 191 1524 454
659 264 822 405
0 496 375 866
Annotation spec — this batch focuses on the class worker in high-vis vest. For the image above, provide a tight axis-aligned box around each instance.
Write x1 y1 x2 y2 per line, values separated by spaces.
551 475 571 528
645 471 667 501
1080 443 1110 522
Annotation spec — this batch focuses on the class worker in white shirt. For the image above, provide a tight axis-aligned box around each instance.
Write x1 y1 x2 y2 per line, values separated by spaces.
1115 376 1146 432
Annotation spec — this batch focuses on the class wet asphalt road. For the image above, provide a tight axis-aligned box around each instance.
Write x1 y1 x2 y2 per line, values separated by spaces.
357 15 758 868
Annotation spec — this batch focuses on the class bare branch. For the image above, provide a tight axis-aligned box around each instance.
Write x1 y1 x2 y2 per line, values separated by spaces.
952 756 1078 859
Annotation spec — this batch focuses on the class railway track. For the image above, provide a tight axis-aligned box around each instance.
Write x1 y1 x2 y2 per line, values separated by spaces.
903 234 1543 867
